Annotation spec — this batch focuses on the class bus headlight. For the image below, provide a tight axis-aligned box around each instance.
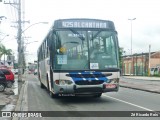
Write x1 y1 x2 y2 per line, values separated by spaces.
55 80 73 85
107 78 119 83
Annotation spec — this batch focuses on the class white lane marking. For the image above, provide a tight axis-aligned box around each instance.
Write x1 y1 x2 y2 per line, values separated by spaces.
103 94 154 111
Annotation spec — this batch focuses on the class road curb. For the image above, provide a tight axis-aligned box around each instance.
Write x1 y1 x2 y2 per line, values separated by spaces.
12 81 28 120
120 85 160 94
121 76 160 81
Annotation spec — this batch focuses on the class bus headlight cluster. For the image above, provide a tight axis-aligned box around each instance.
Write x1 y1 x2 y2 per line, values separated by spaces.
107 78 119 83
55 79 73 85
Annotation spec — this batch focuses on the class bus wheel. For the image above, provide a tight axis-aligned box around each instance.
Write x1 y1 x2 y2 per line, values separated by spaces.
49 91 58 98
93 93 102 98
40 82 45 89
46 75 50 91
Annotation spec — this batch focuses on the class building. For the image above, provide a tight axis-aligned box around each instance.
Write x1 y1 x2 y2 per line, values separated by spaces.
122 51 160 76
150 52 160 68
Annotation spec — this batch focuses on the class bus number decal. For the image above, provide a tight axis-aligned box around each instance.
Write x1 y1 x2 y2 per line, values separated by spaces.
57 55 67 64
90 63 99 69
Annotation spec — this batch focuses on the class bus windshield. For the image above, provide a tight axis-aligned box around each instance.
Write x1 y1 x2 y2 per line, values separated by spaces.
54 29 119 70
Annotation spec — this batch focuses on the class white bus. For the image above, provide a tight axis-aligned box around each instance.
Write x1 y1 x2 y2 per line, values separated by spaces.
37 18 120 98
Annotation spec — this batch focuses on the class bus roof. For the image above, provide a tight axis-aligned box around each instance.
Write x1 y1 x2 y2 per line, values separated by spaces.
53 18 116 30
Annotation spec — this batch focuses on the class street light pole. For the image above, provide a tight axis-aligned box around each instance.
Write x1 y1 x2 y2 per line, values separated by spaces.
148 44 151 76
0 34 9 42
0 16 7 20
21 22 48 34
23 41 38 51
0 16 7 42
24 41 38 45
22 41 38 72
18 22 48 81
128 18 136 75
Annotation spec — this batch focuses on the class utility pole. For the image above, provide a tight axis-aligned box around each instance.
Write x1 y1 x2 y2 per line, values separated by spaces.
4 0 23 82
17 0 22 82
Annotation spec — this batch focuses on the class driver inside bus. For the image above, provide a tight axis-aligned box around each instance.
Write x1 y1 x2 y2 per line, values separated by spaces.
90 42 100 59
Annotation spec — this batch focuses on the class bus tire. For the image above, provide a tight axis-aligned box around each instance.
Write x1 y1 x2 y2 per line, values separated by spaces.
49 91 58 98
47 75 57 98
93 93 102 98
40 82 45 89
39 74 45 89
46 75 50 91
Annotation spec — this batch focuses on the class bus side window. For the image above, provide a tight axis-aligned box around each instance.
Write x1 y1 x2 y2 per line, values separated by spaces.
48 32 53 49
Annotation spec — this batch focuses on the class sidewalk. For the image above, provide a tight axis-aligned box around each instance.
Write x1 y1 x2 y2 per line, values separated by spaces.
120 76 160 94
0 85 19 112
0 75 25 112
121 76 160 81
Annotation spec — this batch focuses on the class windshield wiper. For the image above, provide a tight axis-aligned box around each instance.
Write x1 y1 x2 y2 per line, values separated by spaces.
91 30 102 40
69 29 85 41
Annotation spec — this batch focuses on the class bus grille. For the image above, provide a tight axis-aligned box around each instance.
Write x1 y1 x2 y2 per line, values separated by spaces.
66 73 112 78
75 80 104 85
75 87 103 93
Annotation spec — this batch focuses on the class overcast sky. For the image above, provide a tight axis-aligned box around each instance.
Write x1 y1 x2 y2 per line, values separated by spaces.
0 0 160 62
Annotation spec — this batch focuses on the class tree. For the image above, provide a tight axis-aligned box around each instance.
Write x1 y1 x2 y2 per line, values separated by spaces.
0 44 13 64
0 44 5 60
119 47 125 70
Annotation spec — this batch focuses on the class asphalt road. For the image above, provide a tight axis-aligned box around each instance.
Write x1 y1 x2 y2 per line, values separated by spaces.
23 74 160 120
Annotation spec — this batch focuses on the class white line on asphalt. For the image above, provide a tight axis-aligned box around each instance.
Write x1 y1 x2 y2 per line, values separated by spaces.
103 94 154 111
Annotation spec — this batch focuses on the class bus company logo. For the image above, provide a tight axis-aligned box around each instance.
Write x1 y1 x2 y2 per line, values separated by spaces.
2 112 12 117
87 79 92 82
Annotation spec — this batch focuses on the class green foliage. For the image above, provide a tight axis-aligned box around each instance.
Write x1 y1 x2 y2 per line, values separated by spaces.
119 47 124 69
0 43 13 60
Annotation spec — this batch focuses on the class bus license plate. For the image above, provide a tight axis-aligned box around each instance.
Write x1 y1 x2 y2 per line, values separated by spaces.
106 84 116 88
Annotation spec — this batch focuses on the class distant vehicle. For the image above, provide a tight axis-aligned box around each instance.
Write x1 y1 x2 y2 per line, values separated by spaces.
11 69 18 75
34 69 37 75
28 70 34 74
0 70 7 92
37 18 120 98
0 68 15 88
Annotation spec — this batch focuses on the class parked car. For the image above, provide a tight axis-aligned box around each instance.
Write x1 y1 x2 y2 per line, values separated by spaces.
0 70 7 92
0 68 15 88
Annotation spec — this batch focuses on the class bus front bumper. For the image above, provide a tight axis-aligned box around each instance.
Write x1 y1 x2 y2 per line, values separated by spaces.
54 83 119 95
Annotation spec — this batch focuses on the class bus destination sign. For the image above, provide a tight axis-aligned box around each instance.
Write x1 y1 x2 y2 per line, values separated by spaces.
54 19 115 29
62 21 108 28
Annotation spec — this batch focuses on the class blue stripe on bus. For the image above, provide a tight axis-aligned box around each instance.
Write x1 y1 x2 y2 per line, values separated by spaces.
68 72 108 82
